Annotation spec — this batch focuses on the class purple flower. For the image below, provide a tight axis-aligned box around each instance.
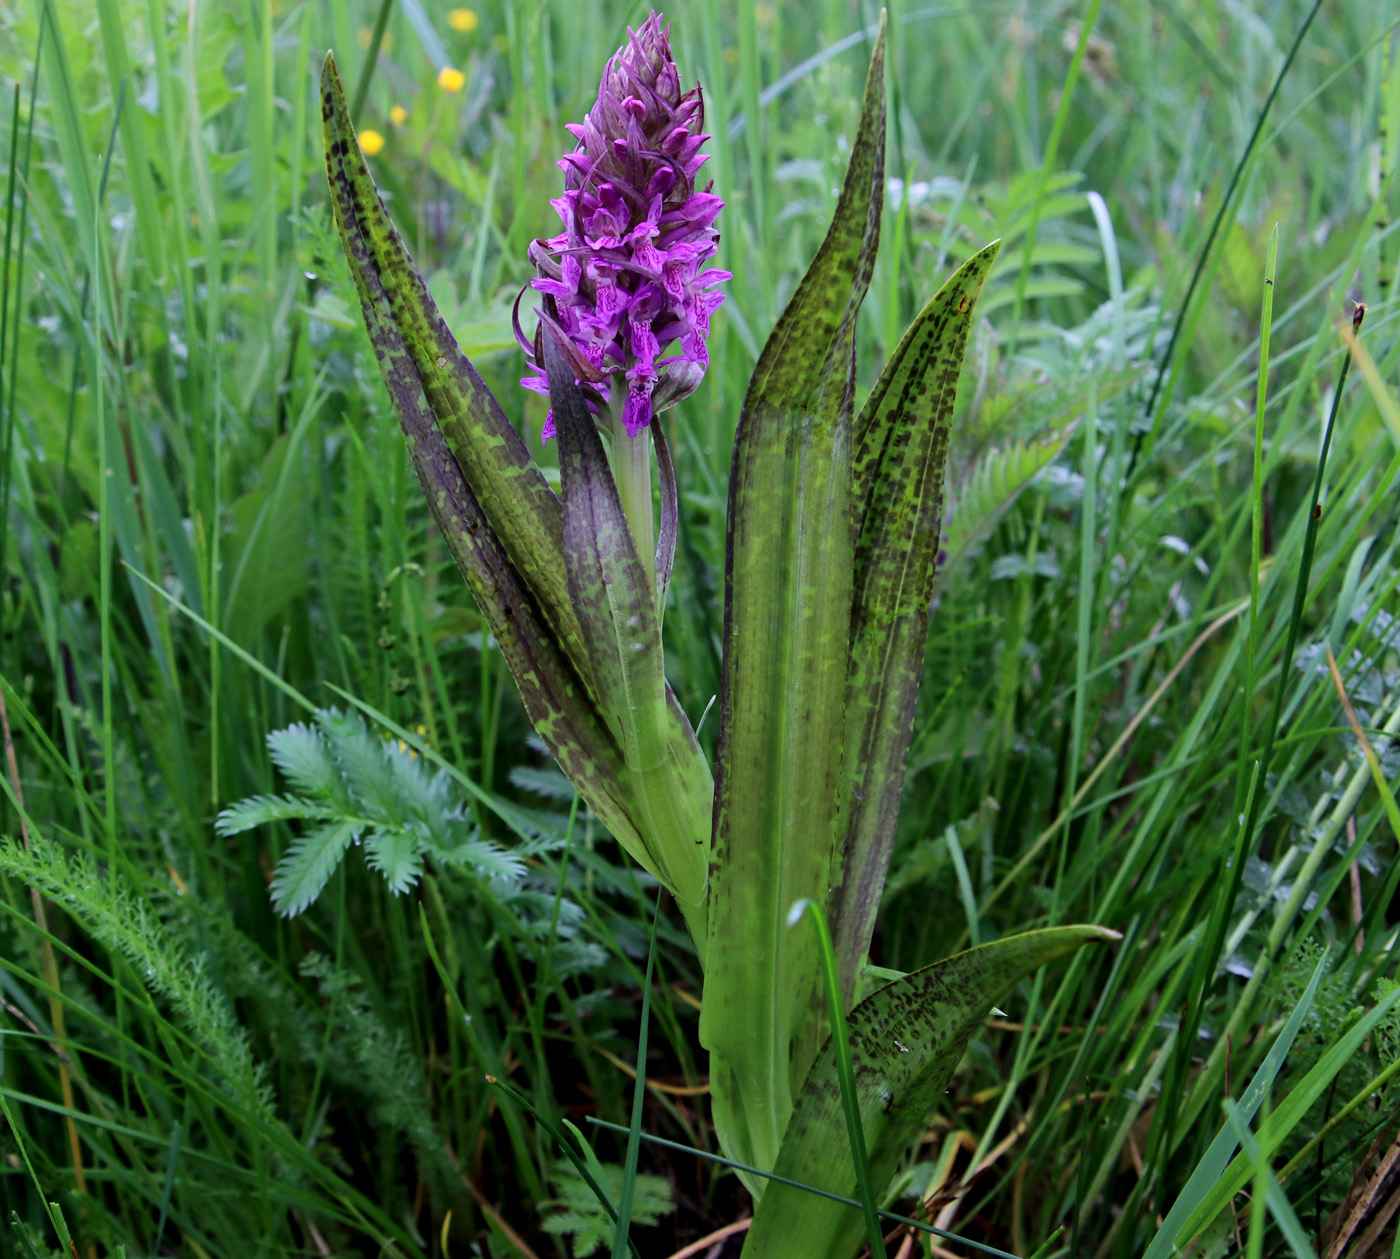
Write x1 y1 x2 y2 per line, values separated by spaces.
518 10 730 440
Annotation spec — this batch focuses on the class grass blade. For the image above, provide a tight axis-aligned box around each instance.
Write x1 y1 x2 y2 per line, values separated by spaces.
611 888 663 1259
791 898 884 1258
1142 945 1329 1259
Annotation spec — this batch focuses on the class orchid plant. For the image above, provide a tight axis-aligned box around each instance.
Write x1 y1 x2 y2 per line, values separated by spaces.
321 13 1112 1257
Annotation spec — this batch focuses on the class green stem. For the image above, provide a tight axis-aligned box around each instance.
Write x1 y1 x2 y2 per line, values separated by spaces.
608 390 655 595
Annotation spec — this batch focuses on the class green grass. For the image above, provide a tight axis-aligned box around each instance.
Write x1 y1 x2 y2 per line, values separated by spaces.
0 1 1398 1256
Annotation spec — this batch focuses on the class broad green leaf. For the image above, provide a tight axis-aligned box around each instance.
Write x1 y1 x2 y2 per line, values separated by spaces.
743 927 1118 1259
828 241 1002 1007
321 54 648 866
702 16 887 1185
544 333 711 928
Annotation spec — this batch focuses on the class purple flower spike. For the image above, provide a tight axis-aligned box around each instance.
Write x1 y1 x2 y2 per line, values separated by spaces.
519 10 730 441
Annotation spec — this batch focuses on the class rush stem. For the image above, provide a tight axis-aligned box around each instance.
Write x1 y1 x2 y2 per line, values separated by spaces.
608 390 656 596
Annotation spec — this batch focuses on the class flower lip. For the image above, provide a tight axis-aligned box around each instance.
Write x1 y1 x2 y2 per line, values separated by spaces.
520 9 728 441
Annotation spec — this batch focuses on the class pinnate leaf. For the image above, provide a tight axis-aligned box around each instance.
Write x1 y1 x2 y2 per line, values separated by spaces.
271 818 363 916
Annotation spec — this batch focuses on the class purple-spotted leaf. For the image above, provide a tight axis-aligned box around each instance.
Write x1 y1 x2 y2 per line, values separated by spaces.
701 16 887 1186
828 240 1002 1007
321 54 652 864
743 927 1119 1259
543 331 711 924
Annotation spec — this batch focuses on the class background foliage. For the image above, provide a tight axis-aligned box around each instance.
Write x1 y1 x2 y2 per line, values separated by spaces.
0 0 1398 1256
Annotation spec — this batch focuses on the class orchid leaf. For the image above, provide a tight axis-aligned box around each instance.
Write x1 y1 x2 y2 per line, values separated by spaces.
321 54 649 863
828 240 1002 1006
544 331 710 924
652 418 679 618
701 15 887 1186
743 927 1119 1259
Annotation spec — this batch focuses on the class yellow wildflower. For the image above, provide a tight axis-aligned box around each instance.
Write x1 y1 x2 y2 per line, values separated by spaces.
357 26 372 48
390 104 408 125
358 128 385 156
437 65 466 93
447 8 478 32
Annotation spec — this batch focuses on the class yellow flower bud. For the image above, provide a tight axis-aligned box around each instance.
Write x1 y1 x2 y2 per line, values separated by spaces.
437 65 466 93
358 128 385 156
447 8 478 32
389 104 408 125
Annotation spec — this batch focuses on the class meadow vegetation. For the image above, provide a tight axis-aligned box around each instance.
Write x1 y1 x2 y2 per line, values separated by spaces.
0 1 1398 1256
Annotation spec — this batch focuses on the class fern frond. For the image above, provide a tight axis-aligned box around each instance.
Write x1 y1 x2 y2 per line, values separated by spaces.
215 794 331 836
937 430 1071 589
270 818 364 916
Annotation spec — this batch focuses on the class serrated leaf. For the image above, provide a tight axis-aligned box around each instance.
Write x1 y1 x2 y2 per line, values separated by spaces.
214 794 332 836
267 722 343 802
702 16 887 1184
270 818 363 916
364 827 425 896
316 709 403 826
435 836 527 883
383 742 454 834
936 430 1072 588
743 927 1118 1259
544 333 711 924
320 53 650 875
828 241 1001 1007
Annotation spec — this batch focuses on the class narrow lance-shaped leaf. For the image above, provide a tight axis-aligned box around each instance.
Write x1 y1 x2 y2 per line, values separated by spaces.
742 927 1119 1259
544 331 711 930
828 241 1002 1008
701 16 887 1187
321 54 648 861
